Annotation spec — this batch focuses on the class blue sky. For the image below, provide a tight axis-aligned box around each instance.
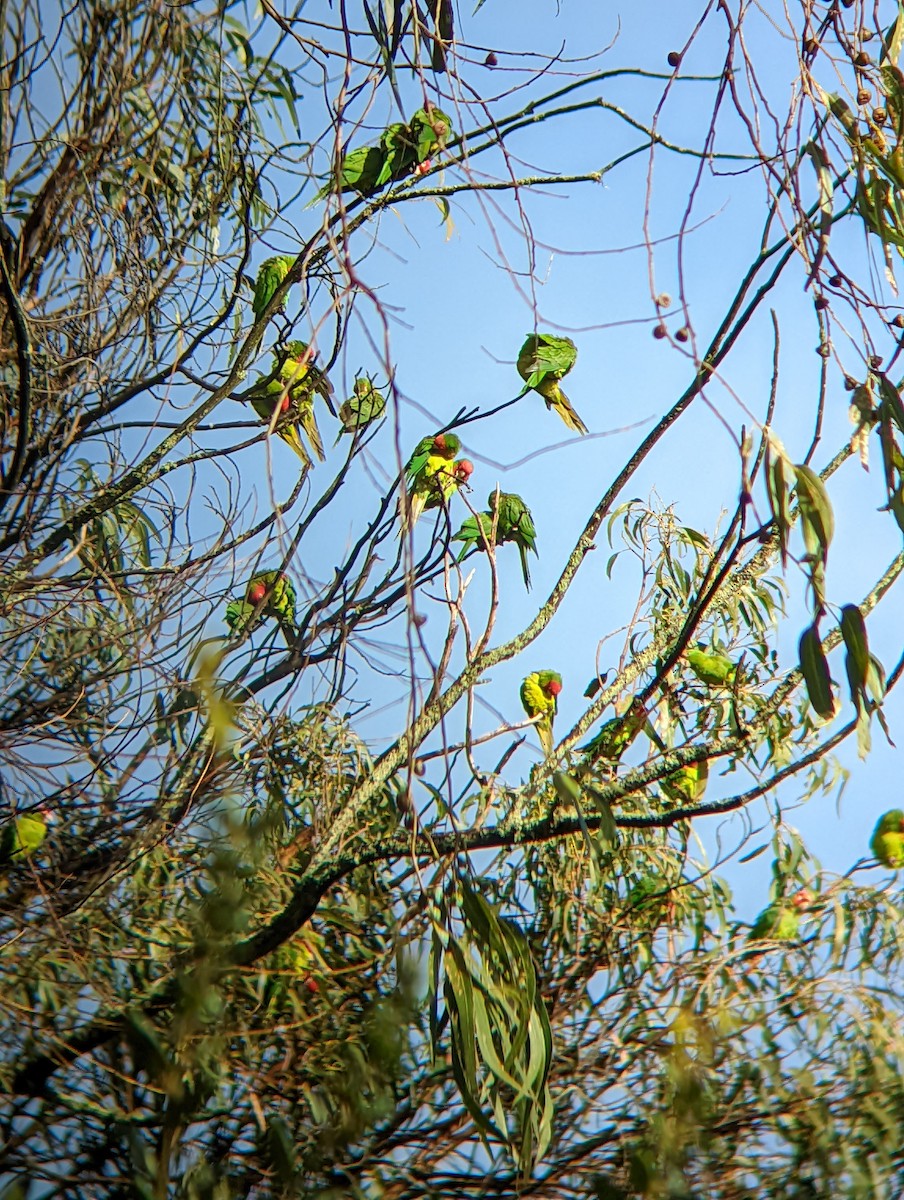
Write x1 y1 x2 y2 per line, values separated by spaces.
208 0 904 920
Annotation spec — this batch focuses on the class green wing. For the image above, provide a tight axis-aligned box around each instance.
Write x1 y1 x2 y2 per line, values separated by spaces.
0 813 49 866
516 333 578 390
687 646 736 687
253 256 293 319
452 511 495 560
337 378 387 434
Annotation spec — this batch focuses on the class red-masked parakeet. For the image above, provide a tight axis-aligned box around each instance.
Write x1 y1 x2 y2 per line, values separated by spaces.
402 432 466 528
408 104 454 163
748 888 813 942
335 376 387 442
516 332 586 434
1 808 53 874
252 255 295 321
870 809 904 868
520 670 563 757
249 341 334 464
226 571 297 642
686 645 737 688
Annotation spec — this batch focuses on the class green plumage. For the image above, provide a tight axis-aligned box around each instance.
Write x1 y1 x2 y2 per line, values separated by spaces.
661 758 708 804
687 645 736 687
252 256 294 320
453 491 538 589
748 904 800 942
336 377 387 440
248 342 334 464
226 570 297 642
490 491 538 589
748 889 812 943
402 432 464 528
520 670 562 757
406 432 461 481
870 809 904 868
315 106 455 204
452 510 496 558
0 810 51 871
516 332 586 434
334 144 388 197
581 699 647 764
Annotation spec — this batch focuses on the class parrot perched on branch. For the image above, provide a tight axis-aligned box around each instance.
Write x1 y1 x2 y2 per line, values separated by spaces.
335 377 387 441
226 571 297 643
314 105 454 203
686 645 737 688
252 256 295 321
0 808 53 878
402 432 471 528
581 698 647 766
748 888 813 942
453 491 538 590
248 341 334 464
516 332 586 434
520 670 563 757
870 809 904 868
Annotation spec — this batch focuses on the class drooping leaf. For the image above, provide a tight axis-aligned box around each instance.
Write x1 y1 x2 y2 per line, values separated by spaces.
799 623 835 719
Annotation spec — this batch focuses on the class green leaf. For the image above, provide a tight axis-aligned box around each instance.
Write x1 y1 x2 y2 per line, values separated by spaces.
794 464 834 561
840 604 870 689
799 623 835 718
766 445 791 568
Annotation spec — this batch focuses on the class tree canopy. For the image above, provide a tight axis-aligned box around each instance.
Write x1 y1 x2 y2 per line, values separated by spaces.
1 1 903 1197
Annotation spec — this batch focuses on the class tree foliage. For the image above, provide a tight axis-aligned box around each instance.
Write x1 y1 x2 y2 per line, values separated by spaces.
1 1 903 1197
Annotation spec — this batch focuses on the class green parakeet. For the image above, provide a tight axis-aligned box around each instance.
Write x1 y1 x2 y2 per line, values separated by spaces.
516 332 587 434
453 491 538 590
226 570 297 642
661 758 708 804
408 104 454 164
252 255 295 320
248 341 334 464
0 808 53 874
581 698 647 764
411 458 473 528
318 143 388 201
490 491 538 589
402 432 467 528
520 670 563 757
748 888 813 942
870 809 904 868
406 431 461 479
335 376 387 441
452 509 496 559
687 645 737 687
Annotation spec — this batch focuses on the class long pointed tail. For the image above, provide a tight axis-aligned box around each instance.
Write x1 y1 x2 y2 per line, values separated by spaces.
519 545 532 591
299 409 326 461
277 426 313 468
543 382 588 435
